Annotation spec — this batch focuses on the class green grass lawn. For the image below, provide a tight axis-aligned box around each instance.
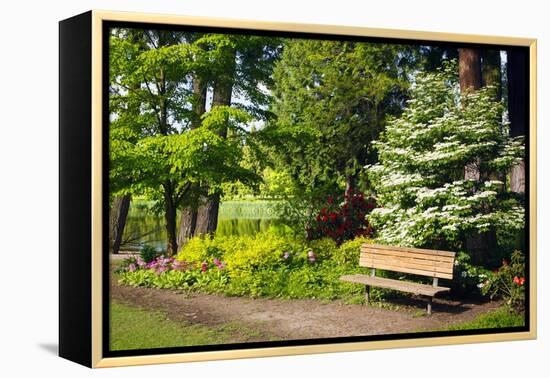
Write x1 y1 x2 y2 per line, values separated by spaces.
442 307 525 331
110 301 269 351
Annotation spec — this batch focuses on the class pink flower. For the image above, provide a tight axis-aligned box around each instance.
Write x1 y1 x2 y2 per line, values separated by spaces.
307 250 316 263
283 251 290 260
201 262 208 272
128 263 136 272
156 266 168 274
172 260 184 271
136 257 146 267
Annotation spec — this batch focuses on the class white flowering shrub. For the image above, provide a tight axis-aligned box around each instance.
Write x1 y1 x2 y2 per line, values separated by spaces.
368 62 524 253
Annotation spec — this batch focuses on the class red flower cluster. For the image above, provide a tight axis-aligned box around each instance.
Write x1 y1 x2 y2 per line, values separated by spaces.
307 189 375 245
513 276 525 286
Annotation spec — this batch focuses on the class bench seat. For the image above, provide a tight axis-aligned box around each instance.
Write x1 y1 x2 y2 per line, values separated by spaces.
340 274 451 297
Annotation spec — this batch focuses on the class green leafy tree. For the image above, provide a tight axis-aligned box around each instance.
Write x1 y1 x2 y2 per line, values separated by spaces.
368 62 524 258
109 29 267 254
265 39 414 231
179 34 281 240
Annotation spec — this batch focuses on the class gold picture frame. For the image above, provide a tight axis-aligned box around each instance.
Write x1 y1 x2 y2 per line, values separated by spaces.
59 10 537 368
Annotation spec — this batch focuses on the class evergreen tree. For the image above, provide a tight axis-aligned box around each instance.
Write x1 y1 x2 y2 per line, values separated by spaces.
265 39 414 230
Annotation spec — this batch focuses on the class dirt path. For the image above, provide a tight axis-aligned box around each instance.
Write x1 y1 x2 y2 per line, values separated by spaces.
111 280 500 341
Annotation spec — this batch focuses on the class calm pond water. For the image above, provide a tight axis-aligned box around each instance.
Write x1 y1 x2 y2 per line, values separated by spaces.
121 200 279 251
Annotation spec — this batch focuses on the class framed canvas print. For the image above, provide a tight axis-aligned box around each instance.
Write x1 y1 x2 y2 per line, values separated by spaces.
59 10 537 368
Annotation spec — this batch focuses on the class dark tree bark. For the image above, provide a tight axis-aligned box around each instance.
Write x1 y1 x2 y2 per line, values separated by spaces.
177 75 208 246
163 182 178 256
459 48 493 265
109 195 131 254
195 46 236 236
156 47 179 255
507 49 528 194
458 48 482 93
481 50 506 186
481 50 502 100
177 207 197 247
195 193 221 236
459 48 483 182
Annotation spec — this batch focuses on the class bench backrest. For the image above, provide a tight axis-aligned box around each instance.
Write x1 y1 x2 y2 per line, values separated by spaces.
360 244 456 280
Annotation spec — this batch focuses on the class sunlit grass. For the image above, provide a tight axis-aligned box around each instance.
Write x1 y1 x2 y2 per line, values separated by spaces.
110 301 271 351
442 307 525 331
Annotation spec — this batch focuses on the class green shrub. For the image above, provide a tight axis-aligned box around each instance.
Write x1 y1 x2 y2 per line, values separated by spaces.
306 238 337 261
177 236 221 263
139 244 159 263
482 250 526 312
122 230 376 302
118 268 229 293
223 233 290 275
332 237 372 265
451 252 492 297
178 232 304 277
224 262 367 300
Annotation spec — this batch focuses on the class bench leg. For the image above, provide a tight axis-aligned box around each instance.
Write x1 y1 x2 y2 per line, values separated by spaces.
365 285 371 305
427 296 433 315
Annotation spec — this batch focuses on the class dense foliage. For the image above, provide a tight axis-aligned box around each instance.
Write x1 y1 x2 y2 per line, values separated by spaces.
109 29 280 253
118 231 374 301
368 62 525 253
260 40 416 230
482 250 526 312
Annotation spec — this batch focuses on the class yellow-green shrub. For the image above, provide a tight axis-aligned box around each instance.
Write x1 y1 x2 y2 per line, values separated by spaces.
176 235 218 262
223 232 298 277
332 237 373 265
306 238 338 261
177 232 303 276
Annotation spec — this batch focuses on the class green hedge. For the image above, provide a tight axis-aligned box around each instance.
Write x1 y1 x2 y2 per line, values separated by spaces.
118 231 374 301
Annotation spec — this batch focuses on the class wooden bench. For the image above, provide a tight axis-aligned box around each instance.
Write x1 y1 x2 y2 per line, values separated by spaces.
340 244 456 314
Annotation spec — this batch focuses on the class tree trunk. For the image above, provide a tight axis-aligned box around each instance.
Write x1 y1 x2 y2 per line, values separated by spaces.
458 48 482 93
481 50 502 100
459 48 492 264
177 75 208 247
510 160 525 193
190 76 208 129
459 49 482 182
177 207 197 247
163 182 178 256
195 193 221 236
507 49 528 194
109 195 131 254
481 50 506 186
156 53 179 254
195 46 236 235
